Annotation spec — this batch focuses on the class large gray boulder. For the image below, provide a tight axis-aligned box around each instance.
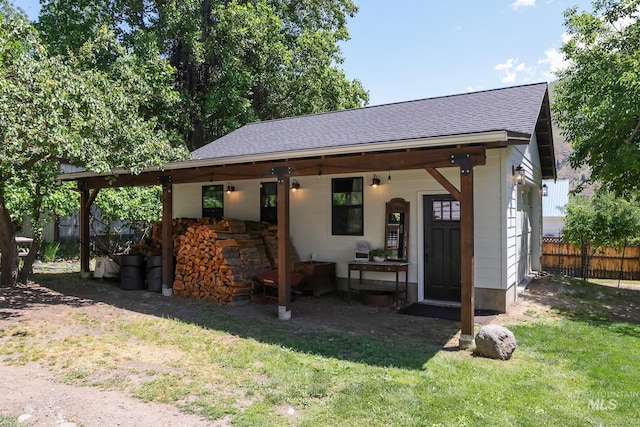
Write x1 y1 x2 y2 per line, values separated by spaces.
473 324 517 360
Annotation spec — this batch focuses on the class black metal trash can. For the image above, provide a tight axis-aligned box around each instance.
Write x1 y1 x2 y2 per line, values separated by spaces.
120 254 146 290
146 256 162 293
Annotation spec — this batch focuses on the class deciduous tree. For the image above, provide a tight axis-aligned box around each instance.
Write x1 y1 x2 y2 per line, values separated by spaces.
562 191 640 280
554 0 640 196
37 0 369 150
0 2 187 286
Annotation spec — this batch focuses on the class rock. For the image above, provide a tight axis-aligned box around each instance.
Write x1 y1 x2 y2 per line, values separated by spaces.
473 324 517 360
18 414 33 423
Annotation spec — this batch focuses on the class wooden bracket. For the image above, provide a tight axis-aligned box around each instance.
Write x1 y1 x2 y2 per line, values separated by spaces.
158 175 172 189
271 166 292 183
450 153 472 175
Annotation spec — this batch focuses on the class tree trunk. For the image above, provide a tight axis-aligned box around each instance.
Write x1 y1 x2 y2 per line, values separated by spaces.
617 239 627 288
0 202 19 287
18 238 41 284
581 243 590 281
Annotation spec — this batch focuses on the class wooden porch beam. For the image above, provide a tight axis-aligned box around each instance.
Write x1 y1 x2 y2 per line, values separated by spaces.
425 167 461 201
75 146 487 189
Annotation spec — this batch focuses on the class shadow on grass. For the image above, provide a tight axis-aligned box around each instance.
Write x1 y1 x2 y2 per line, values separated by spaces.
3 272 460 370
529 275 640 338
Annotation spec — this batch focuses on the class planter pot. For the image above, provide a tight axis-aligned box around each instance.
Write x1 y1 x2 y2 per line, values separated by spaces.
372 256 386 263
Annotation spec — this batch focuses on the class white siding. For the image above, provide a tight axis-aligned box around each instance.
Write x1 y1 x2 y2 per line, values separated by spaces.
172 139 546 301
473 150 505 290
504 135 544 288
175 170 457 285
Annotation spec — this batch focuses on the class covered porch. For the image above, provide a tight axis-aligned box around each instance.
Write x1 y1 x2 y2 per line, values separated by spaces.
67 143 492 348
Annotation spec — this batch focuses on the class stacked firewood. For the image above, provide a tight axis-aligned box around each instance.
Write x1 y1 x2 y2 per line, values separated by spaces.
172 219 298 305
145 217 213 256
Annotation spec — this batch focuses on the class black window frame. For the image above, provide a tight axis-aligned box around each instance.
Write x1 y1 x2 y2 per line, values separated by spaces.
331 177 364 236
260 182 278 224
202 184 224 220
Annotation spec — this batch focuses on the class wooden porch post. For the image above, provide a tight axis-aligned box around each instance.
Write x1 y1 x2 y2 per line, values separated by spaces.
79 185 90 277
459 170 475 349
427 153 476 349
79 183 98 278
160 176 174 296
276 174 291 319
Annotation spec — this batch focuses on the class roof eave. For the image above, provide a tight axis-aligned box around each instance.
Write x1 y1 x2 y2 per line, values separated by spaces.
60 130 511 181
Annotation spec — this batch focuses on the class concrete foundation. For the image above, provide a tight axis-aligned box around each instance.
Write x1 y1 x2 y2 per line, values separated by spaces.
475 283 517 313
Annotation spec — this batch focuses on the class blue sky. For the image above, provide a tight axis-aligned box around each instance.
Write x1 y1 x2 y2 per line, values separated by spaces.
14 0 593 105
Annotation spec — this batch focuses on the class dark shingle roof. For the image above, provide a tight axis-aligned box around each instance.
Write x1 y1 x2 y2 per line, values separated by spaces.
192 82 549 160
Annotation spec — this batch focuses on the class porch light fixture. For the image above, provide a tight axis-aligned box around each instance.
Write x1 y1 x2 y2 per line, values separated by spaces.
291 180 301 191
226 183 235 194
370 174 381 188
542 183 548 197
512 165 525 186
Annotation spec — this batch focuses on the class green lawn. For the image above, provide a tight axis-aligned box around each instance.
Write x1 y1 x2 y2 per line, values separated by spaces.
1 275 639 426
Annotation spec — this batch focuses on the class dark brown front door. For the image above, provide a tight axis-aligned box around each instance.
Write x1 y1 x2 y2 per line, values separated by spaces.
424 195 461 301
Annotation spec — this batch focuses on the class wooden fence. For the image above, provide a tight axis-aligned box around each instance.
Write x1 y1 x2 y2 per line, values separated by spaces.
542 236 640 280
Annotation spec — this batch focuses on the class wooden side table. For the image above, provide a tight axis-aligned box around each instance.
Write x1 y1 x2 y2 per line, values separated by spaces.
348 262 409 307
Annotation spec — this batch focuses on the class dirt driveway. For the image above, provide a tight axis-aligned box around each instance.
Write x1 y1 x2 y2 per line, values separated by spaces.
0 266 605 426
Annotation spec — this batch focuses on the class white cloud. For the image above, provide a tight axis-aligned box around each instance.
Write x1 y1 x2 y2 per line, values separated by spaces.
510 0 536 10
538 47 570 79
536 32 573 80
495 58 531 83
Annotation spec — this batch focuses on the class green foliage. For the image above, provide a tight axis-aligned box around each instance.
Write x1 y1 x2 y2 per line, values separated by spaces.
41 241 61 262
0 1 188 285
56 240 80 260
562 191 640 250
554 0 640 196
37 0 369 150
562 195 597 250
562 190 640 279
91 187 162 256
369 247 391 258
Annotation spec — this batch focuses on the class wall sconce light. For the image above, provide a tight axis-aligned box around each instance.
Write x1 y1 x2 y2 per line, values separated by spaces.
370 174 381 188
542 183 548 197
226 183 235 194
291 180 301 191
512 165 525 186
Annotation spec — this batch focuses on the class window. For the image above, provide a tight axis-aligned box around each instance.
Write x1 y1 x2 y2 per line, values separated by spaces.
202 185 224 220
260 182 278 224
332 177 363 235
432 200 460 221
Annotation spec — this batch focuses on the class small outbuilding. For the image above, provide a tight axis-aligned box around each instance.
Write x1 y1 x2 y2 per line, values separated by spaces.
62 82 555 348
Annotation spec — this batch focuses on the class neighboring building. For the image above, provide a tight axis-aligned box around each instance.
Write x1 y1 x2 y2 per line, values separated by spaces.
542 179 569 237
63 82 556 314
